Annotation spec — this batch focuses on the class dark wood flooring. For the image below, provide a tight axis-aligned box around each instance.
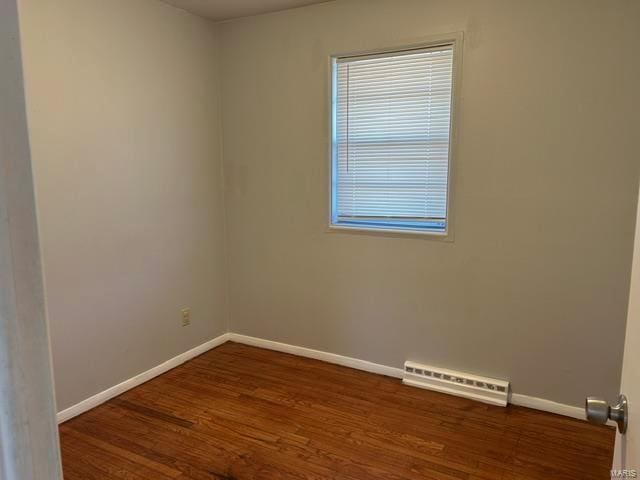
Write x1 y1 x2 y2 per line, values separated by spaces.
59 342 615 479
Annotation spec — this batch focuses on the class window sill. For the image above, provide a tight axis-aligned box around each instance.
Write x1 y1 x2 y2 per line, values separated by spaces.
326 223 453 242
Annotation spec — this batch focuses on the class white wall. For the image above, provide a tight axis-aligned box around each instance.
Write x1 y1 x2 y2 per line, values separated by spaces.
219 0 640 406
18 0 227 411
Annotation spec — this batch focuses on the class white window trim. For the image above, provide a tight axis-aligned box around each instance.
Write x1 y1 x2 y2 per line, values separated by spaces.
326 32 463 241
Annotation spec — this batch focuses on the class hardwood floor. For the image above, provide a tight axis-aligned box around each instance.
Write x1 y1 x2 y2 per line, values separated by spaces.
59 342 615 479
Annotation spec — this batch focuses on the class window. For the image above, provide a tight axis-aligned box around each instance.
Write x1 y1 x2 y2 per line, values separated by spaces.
330 43 456 235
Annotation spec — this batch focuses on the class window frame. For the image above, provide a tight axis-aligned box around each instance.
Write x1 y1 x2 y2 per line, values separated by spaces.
327 33 463 240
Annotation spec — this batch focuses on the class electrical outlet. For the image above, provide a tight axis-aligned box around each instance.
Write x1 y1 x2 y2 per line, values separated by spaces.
181 307 191 327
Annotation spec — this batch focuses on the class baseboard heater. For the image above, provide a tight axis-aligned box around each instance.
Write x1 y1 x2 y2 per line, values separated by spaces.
403 361 510 407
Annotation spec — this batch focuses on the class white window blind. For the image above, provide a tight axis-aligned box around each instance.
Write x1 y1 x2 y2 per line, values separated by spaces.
331 45 454 233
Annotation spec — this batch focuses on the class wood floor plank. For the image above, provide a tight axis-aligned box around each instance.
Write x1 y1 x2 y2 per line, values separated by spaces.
60 342 615 479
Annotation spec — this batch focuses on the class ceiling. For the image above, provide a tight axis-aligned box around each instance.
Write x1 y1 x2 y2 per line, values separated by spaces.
161 0 334 21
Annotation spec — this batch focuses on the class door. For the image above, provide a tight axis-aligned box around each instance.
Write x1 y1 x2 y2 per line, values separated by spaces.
0 0 62 478
613 185 640 470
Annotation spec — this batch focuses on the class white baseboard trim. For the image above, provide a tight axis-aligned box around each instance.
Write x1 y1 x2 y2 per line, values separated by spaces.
509 393 585 420
56 333 231 424
228 333 405 379
57 332 589 425
229 333 587 421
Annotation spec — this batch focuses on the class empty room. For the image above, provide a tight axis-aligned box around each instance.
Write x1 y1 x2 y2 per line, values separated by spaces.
1 0 640 478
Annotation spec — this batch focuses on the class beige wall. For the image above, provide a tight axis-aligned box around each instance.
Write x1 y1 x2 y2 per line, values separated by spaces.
16 0 640 411
19 0 227 411
219 0 640 406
